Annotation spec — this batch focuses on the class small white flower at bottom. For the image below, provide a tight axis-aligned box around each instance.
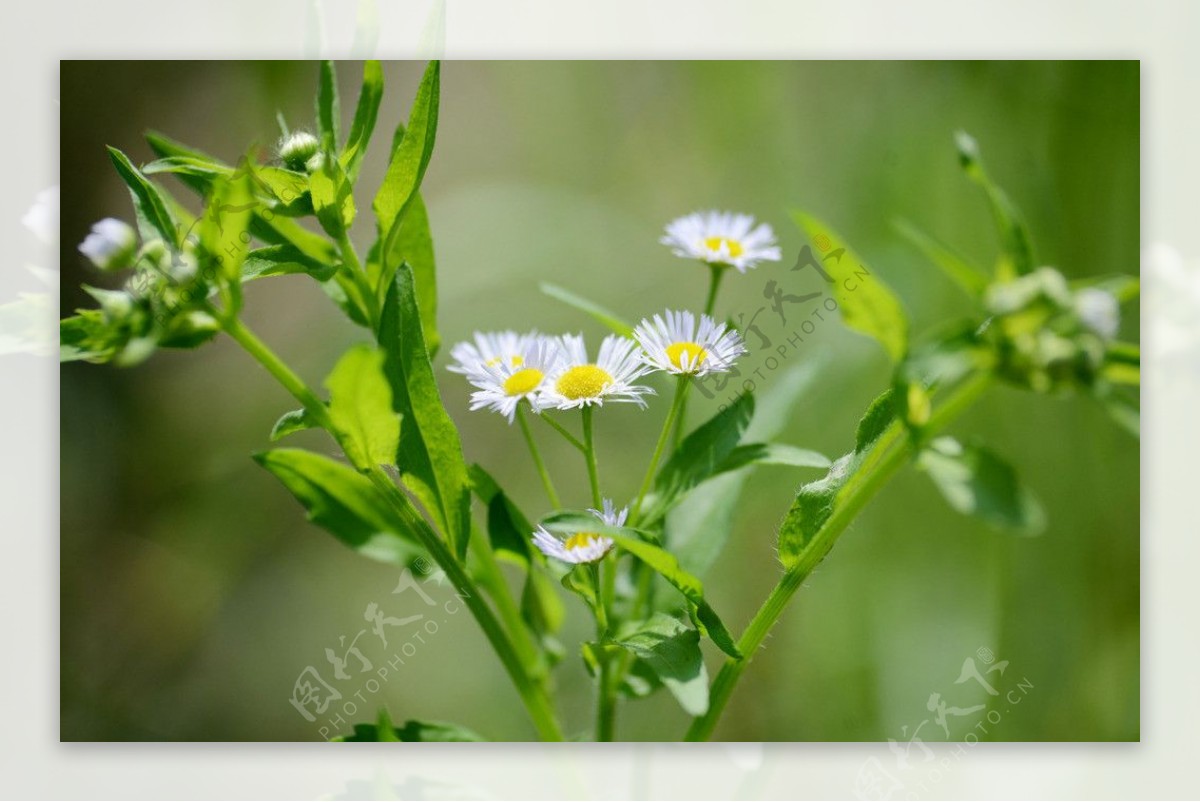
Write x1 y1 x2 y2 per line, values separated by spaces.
533 334 654 411
531 499 627 564
634 310 747 376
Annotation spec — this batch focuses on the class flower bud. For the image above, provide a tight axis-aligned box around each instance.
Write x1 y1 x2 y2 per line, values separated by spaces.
78 218 137 271
278 131 320 171
1074 288 1119 341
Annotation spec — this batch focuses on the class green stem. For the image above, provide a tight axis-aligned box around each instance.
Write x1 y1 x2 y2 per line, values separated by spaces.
593 559 616 742
221 315 332 429
517 405 561 508
631 375 689 522
672 264 725 448
221 315 564 741
581 406 603 508
336 232 378 331
366 467 564 742
684 371 994 741
540 412 587 452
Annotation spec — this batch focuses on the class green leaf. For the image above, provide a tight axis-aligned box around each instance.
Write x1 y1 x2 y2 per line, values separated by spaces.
668 359 827 579
791 211 909 362
325 345 401 469
240 244 338 283
145 131 338 269
269 408 319 441
614 614 709 716
373 61 442 354
316 60 340 149
106 146 179 247
335 709 485 742
539 282 635 338
378 264 471 559
777 388 899 566
602 534 735 657
254 448 424 565
469 464 533 564
954 131 1036 277
1072 274 1140 305
917 436 1046 534
309 151 356 238
340 60 384 181
1099 390 1139 437
717 442 831 473
374 61 440 233
197 172 255 285
893 218 989 297
370 194 439 354
642 394 755 525
1102 342 1139 386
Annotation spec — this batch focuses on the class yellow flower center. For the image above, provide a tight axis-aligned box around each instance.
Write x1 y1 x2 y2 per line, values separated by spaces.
486 354 525 368
565 532 601 551
703 236 744 258
556 364 613 400
665 341 708 371
502 367 544 396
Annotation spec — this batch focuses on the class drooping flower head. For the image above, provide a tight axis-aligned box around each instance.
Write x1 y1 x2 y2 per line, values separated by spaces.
78 218 137 271
634 310 747 376
661 210 781 273
463 335 558 423
534 334 654 411
448 330 539 378
532 499 627 564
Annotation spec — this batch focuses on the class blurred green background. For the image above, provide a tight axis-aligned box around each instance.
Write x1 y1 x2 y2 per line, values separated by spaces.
60 61 1139 741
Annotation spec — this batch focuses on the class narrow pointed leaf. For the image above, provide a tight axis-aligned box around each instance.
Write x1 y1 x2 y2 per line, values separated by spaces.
254 448 424 565
316 60 340 149
539 282 634 338
893 218 989 297
107 146 179 247
955 131 1035 277
378 264 470 558
341 60 384 181
792 211 908 362
916 436 1046 535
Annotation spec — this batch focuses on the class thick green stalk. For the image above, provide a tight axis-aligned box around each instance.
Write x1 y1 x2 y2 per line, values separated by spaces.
593 559 616 741
221 315 564 741
581 406 603 508
517 405 560 507
366 467 564 742
335 232 378 331
631 375 688 523
673 264 725 447
684 371 994 741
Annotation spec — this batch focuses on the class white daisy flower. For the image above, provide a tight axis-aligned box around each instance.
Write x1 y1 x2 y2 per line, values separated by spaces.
532 500 626 564
661 210 782 273
447 330 538 378
634 310 747 376
79 218 137 271
463 336 557 423
589 498 629 527
533 334 654 411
